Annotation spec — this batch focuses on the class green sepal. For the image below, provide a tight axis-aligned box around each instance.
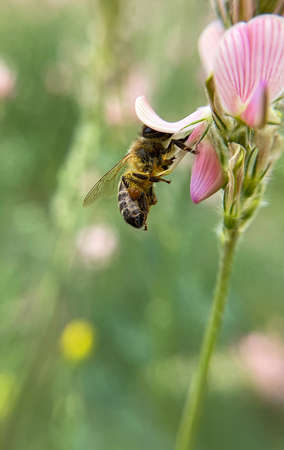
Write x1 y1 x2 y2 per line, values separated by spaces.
205 76 227 132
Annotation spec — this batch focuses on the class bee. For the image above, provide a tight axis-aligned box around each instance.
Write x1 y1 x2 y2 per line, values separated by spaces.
83 125 191 230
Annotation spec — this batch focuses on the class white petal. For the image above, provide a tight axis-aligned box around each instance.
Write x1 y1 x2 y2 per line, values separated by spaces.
135 96 211 134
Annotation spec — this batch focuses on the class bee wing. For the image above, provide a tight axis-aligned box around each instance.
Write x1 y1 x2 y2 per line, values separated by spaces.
83 154 131 207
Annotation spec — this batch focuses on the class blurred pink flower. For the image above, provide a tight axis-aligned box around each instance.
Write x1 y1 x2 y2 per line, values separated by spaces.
104 96 124 126
199 15 284 128
104 68 152 125
239 332 284 403
0 61 16 99
76 225 118 266
124 69 152 117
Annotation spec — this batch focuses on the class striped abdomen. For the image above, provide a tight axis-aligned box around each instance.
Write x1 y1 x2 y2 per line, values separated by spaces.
118 177 148 229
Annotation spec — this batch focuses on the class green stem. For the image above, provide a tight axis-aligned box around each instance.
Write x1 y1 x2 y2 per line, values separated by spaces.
175 227 240 450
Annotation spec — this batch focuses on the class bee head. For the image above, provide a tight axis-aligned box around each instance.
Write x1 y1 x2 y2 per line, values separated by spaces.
141 125 172 141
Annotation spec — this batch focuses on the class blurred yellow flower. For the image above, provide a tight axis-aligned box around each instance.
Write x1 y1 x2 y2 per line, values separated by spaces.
60 320 96 362
0 373 15 419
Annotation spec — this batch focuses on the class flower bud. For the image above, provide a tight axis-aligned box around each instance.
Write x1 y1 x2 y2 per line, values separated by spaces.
230 0 256 23
211 0 230 27
211 0 256 26
211 0 284 27
241 128 283 198
253 128 283 178
258 0 284 15
223 143 245 227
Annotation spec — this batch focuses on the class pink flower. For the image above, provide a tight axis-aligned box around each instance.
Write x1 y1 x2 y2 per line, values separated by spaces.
124 69 152 117
239 333 284 404
135 96 224 203
104 96 124 126
76 225 118 266
0 61 16 99
199 15 284 128
104 68 152 125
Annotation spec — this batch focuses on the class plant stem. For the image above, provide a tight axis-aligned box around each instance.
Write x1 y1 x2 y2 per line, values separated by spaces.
175 227 240 450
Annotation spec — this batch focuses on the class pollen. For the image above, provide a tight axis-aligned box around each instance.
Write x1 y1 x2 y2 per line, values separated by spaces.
60 320 96 362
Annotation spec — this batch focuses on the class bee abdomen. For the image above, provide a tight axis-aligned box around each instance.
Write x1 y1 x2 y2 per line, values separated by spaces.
122 207 146 228
118 179 147 229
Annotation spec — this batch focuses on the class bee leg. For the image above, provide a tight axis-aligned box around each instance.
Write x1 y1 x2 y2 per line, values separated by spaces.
163 140 175 155
150 195 157 205
171 139 197 153
150 176 171 184
148 186 157 205
132 172 148 181
132 172 171 185
121 175 130 187
132 172 170 184
161 156 176 170
144 223 148 231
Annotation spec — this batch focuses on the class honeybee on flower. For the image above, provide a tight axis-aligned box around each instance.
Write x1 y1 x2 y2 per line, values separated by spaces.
134 14 284 232
83 106 212 229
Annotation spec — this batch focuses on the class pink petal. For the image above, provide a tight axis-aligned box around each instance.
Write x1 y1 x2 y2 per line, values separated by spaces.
198 21 224 76
185 121 208 147
241 80 268 128
190 139 224 204
249 15 284 101
135 96 211 134
214 15 284 117
214 22 250 115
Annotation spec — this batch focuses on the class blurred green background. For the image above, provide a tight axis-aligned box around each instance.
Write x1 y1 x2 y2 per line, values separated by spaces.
1 1 284 449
